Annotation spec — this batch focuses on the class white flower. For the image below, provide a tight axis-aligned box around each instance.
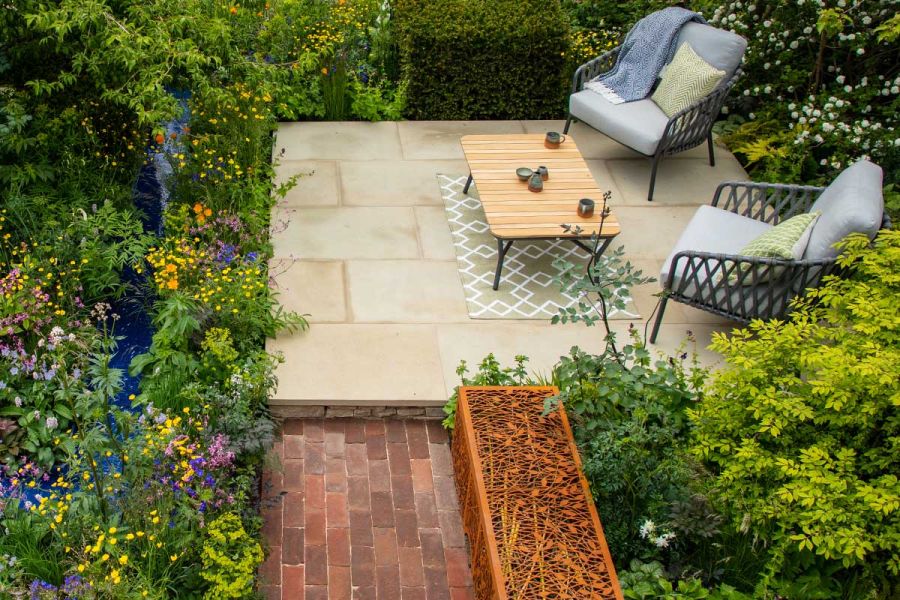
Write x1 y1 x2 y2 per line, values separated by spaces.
857 48 865 55
836 75 845 84
639 520 656 539
654 532 676 549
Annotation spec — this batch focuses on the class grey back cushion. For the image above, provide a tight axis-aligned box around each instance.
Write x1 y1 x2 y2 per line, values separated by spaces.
672 22 747 79
804 160 884 260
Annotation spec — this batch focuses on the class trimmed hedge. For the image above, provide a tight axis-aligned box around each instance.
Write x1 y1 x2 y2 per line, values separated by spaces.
395 0 569 120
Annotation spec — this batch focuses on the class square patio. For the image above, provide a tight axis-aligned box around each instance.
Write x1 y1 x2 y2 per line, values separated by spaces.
266 120 748 409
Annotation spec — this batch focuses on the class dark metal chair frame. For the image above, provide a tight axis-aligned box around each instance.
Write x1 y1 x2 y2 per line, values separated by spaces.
564 47 743 202
649 181 892 343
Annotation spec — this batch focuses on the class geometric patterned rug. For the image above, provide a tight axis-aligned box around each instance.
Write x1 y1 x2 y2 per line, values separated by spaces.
438 174 638 320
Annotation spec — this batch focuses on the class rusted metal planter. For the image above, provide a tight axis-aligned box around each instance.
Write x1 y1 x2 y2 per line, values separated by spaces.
452 386 623 600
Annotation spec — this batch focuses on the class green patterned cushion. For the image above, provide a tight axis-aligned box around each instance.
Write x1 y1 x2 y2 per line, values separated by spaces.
740 212 820 259
726 212 820 284
651 43 726 117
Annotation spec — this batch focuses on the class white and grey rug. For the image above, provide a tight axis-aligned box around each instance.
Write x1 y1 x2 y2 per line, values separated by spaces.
438 174 638 320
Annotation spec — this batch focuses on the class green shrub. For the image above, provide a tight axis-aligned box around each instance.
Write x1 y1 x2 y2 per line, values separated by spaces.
708 1 900 186
691 231 900 597
201 513 264 599
395 0 570 119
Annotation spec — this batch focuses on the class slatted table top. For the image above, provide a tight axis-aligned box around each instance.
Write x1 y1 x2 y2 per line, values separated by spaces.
460 134 621 240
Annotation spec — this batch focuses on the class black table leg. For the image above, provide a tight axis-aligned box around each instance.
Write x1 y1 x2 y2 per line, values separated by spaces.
493 239 514 290
463 173 473 194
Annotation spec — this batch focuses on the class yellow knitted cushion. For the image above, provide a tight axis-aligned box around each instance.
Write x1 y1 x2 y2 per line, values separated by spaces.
651 43 725 117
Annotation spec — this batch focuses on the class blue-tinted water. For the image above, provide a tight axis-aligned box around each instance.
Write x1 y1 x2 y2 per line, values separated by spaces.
2 95 191 504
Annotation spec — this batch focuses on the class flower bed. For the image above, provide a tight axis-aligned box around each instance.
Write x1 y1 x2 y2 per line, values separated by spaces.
452 386 622 599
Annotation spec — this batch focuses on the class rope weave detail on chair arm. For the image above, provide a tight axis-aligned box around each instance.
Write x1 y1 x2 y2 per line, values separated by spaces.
663 251 838 322
572 47 620 94
656 68 742 157
710 181 825 224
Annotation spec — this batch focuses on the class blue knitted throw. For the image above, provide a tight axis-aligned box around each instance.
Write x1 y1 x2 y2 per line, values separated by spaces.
586 7 705 104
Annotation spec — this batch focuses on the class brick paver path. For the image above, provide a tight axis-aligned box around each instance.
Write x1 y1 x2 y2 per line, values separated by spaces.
260 418 474 600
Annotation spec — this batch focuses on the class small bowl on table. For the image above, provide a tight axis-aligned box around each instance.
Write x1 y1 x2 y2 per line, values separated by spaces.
516 167 533 182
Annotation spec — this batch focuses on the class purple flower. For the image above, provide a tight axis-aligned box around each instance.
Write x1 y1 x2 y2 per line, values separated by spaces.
45 417 58 431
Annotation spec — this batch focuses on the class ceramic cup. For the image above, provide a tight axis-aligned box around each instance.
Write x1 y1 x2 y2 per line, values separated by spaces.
537 165 549 181
516 167 533 181
578 198 595 218
544 131 567 149
528 172 544 193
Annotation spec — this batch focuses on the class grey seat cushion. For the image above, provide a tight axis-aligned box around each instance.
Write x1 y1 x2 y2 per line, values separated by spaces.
661 205 771 283
803 160 884 260
569 91 669 155
673 22 747 80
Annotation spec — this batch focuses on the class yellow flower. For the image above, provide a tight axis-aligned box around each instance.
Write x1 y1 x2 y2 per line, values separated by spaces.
119 555 129 565
170 554 179 562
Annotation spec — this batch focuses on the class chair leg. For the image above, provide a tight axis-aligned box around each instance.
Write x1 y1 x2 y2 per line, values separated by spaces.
563 116 573 134
648 154 662 202
707 133 716 167
649 296 668 344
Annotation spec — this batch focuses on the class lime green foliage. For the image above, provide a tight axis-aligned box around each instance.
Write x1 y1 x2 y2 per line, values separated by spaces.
395 0 569 119
201 513 264 599
442 354 531 429
692 231 900 595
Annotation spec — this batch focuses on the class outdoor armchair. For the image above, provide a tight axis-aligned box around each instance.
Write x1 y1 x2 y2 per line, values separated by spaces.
650 160 889 343
565 22 747 201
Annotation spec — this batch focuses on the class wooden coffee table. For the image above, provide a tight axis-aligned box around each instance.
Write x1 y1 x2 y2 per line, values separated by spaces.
460 134 621 289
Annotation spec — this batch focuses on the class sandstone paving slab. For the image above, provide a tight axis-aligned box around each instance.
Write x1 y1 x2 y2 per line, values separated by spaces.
435 322 608 397
582 159 628 205
610 205 700 260
612 321 729 369
277 121 402 161
341 160 468 206
398 120 526 160
414 207 456 260
267 325 447 404
269 259 347 323
274 160 341 207
347 261 469 323
272 207 420 260
608 155 748 205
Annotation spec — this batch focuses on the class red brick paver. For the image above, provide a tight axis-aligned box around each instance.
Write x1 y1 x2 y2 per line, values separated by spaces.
262 419 473 600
